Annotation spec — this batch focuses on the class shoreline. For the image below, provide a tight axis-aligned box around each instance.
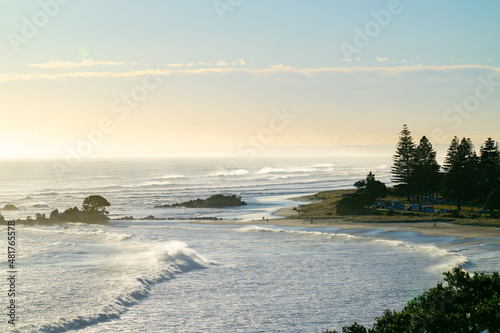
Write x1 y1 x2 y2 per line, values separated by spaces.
8 191 500 242
190 194 500 242
190 217 500 243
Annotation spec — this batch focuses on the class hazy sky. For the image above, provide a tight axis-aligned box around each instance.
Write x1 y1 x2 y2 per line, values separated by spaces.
1 0 499 158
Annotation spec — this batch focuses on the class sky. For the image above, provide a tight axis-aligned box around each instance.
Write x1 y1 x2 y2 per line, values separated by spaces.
1 0 499 158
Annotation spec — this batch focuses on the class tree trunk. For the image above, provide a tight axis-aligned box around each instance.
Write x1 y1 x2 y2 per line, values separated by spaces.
456 199 461 211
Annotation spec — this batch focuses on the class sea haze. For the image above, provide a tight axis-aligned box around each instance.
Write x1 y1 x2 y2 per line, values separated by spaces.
0 157 393 221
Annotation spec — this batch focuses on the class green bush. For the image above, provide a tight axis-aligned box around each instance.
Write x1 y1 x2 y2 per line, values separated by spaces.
336 195 366 215
323 267 500 333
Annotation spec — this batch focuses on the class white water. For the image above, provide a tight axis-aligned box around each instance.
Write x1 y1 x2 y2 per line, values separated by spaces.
0 157 392 221
0 158 499 332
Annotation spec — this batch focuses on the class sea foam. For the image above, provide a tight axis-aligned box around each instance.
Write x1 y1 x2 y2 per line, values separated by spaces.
237 225 469 269
26 241 214 333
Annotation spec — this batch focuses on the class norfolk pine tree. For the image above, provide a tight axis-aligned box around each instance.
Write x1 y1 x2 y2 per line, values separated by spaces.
442 137 479 210
412 136 441 200
479 138 500 200
391 124 416 201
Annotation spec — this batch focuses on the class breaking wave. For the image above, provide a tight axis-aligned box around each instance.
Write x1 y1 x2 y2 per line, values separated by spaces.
26 241 214 333
154 174 187 180
237 225 468 268
257 163 335 175
210 169 250 177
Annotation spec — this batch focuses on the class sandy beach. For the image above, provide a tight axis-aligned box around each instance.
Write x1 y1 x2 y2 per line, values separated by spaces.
191 196 500 245
257 196 500 242
193 217 500 242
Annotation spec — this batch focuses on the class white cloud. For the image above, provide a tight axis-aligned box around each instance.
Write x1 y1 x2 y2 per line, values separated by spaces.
2 65 498 82
0 69 170 82
27 59 126 69
268 64 292 70
166 60 243 68
376 57 388 62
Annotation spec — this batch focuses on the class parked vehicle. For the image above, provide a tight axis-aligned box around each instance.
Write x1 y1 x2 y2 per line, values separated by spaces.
404 204 420 212
392 201 403 210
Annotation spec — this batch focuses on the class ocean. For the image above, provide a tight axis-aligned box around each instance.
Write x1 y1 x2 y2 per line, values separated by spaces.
1 157 499 332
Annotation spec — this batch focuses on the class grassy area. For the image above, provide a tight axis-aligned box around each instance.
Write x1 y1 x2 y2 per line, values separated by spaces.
295 188 500 227
295 189 356 218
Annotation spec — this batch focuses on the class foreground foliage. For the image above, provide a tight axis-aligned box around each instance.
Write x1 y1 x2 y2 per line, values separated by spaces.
323 267 500 333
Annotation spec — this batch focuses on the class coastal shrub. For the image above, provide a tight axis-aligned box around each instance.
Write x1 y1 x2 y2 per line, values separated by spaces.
336 195 365 215
338 172 387 215
82 195 110 214
59 205 109 222
356 172 387 200
320 323 368 333
323 267 500 333
341 322 368 333
365 179 387 200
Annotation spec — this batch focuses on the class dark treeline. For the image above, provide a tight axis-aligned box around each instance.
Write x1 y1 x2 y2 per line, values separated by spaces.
392 124 500 211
